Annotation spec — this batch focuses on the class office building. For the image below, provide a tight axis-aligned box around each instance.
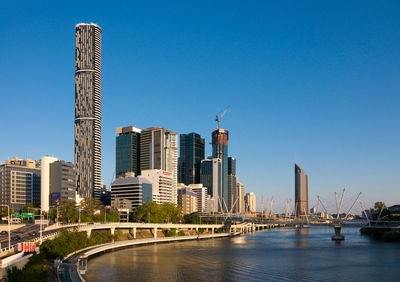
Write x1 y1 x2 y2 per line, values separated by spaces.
41 156 58 212
200 158 222 211
178 133 205 185
236 181 245 214
116 126 142 178
141 169 173 204
245 192 256 213
188 184 207 214
212 128 228 210
140 127 178 204
207 195 218 213
111 175 153 212
177 186 197 215
227 157 237 212
0 157 41 210
74 23 102 198
49 160 76 204
295 163 308 216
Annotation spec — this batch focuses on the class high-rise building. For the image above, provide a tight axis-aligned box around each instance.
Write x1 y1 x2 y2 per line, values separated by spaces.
140 128 178 204
111 175 153 212
200 158 222 210
50 160 77 204
236 181 245 214
245 192 256 213
0 158 41 210
228 157 236 175
116 126 142 178
212 129 228 211
177 186 197 215
74 23 102 199
41 156 58 212
178 133 205 185
141 169 173 204
295 163 308 216
227 157 237 212
188 184 208 214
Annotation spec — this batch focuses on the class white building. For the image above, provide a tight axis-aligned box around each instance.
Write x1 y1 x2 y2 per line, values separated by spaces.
41 156 58 212
245 192 256 213
188 184 208 213
207 195 218 213
141 169 173 204
236 181 245 214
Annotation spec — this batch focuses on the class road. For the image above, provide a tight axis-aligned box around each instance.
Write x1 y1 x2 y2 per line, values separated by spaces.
0 224 58 249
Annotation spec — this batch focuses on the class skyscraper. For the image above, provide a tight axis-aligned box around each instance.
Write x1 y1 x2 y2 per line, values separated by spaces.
212 128 229 211
74 23 102 198
140 128 178 203
116 126 142 178
245 192 256 213
227 157 237 212
236 181 245 214
200 158 222 211
295 163 308 216
41 156 58 212
178 133 205 185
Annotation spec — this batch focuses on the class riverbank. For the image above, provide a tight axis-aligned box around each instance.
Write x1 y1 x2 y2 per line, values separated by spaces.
61 232 239 281
360 226 400 241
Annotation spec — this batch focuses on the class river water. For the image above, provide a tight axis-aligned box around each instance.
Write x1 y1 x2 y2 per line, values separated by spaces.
85 226 399 281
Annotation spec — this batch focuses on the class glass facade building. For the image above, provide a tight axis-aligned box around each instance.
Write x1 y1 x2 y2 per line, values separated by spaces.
200 158 222 210
116 126 141 177
295 163 308 216
178 133 205 185
212 129 229 211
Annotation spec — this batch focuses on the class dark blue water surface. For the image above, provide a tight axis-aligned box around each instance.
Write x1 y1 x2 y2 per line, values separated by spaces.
85 226 400 281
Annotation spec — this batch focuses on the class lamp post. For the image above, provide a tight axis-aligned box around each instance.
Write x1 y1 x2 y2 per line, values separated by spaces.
0 205 10 251
28 207 42 244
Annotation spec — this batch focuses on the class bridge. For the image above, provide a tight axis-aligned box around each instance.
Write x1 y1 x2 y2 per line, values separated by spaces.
46 221 287 239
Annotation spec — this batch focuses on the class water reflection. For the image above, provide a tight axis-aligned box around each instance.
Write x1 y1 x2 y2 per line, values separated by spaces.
85 226 400 282
295 227 309 247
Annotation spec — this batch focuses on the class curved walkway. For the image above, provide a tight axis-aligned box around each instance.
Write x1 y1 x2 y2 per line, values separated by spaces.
59 232 238 282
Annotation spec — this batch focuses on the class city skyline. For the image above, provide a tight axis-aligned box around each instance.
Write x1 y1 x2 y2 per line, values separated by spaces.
1 1 399 211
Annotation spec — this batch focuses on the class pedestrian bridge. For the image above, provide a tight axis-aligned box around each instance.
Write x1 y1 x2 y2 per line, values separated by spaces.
46 222 286 238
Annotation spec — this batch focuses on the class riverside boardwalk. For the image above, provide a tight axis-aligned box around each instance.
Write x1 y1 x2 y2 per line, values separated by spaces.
58 222 287 282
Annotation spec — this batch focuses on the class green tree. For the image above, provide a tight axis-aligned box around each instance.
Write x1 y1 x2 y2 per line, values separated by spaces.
58 200 78 223
183 212 201 224
80 197 102 219
22 203 39 214
132 202 182 223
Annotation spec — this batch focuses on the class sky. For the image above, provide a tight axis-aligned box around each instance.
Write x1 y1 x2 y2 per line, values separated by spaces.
1 1 399 213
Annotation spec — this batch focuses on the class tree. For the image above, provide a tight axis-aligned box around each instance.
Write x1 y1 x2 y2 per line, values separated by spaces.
22 203 39 214
80 197 102 219
183 212 201 224
58 200 78 223
374 202 386 211
132 202 182 223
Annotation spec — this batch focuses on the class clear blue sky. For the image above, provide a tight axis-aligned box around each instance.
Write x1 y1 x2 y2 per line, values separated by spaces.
1 1 399 212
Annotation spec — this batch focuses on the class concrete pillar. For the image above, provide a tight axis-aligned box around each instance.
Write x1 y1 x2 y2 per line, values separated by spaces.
212 228 214 234
133 227 136 239
111 227 115 235
154 227 157 239
86 229 92 238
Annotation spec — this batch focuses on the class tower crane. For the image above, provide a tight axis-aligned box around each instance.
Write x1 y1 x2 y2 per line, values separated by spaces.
216 106 230 129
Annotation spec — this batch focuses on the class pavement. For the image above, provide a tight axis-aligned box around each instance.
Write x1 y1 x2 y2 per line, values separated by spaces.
0 224 58 249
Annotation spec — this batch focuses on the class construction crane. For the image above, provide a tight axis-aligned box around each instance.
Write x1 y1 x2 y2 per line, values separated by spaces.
216 106 230 129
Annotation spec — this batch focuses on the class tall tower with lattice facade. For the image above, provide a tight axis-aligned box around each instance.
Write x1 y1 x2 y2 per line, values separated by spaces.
74 23 102 198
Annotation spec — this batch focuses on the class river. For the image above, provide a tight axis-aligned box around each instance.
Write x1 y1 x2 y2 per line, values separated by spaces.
85 226 400 281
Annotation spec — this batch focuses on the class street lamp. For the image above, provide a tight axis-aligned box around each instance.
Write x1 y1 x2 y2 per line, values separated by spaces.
29 207 43 244
0 205 10 251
